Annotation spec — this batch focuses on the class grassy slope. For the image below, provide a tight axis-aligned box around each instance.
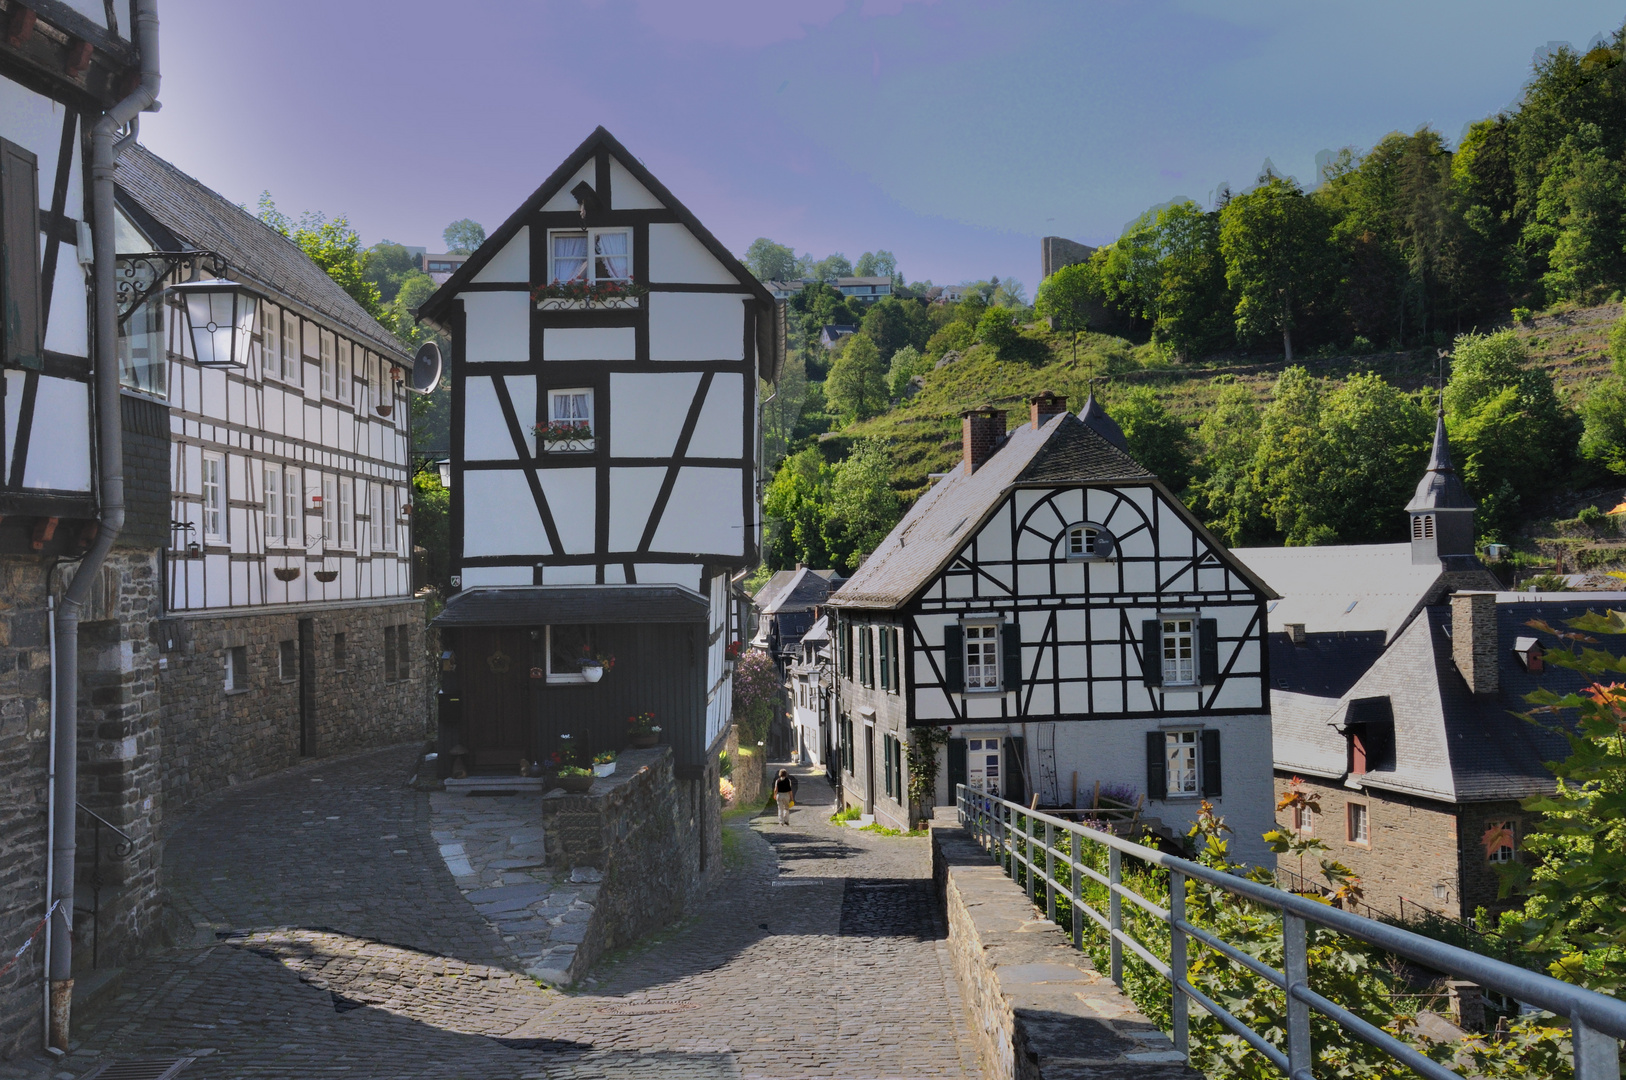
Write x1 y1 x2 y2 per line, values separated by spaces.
844 302 1623 507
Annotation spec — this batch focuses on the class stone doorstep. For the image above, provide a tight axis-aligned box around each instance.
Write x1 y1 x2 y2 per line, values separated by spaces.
68 967 123 1026
443 776 550 794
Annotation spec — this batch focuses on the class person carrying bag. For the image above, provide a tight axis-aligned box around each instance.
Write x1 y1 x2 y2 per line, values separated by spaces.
773 769 798 825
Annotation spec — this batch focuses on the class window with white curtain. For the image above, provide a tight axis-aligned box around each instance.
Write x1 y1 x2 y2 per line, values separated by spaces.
550 229 632 283
264 464 281 541
337 339 352 403
964 623 1000 691
282 312 300 384
261 304 279 382
320 332 335 396
202 452 225 542
549 389 593 429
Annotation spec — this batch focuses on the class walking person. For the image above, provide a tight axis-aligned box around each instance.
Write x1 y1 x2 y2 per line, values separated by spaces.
773 769 798 826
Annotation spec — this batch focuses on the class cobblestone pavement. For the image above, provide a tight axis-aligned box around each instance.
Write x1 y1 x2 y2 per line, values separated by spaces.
14 749 977 1080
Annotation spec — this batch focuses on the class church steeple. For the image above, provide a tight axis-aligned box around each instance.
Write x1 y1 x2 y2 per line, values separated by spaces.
1405 407 1476 565
1078 392 1129 453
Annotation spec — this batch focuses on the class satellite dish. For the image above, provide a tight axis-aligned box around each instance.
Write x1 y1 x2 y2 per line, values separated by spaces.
410 341 442 394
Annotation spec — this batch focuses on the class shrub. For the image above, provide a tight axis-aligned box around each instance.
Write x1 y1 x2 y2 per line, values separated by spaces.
731 649 780 744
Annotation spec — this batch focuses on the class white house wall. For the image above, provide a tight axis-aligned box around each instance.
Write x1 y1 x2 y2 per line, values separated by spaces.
647 293 748 361
472 227 529 282
545 327 636 362
648 223 736 285
607 158 663 211
22 378 90 491
463 293 530 363
609 372 699 458
685 374 744 459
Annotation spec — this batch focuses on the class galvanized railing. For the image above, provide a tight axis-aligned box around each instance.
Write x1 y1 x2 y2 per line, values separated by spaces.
957 785 1626 1080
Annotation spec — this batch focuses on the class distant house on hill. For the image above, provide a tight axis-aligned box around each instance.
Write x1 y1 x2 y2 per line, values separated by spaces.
763 277 894 305
752 566 843 765
1233 412 1595 921
819 325 858 349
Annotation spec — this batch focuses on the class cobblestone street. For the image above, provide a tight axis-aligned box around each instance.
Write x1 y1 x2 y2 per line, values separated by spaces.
20 747 978 1080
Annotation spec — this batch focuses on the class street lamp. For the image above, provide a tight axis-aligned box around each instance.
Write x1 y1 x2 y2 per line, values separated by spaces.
168 276 259 369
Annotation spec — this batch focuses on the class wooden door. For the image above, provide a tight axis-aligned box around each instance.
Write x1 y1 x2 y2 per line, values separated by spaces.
457 627 533 769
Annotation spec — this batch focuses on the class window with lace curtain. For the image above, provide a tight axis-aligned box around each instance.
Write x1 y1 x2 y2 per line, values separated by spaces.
550 229 632 283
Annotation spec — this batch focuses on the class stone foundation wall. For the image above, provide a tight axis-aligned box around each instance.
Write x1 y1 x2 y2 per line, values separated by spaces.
724 723 766 808
538 746 720 982
933 824 1197 1080
157 598 430 812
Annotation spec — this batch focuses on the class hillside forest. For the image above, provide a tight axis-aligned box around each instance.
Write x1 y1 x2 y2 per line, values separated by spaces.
755 27 1626 585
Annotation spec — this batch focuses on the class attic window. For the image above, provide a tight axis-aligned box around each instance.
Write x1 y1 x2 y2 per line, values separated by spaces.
1267 600 1280 613
1513 636 1544 672
1412 514 1435 540
1344 600 1359 614
1065 523 1115 561
550 229 631 284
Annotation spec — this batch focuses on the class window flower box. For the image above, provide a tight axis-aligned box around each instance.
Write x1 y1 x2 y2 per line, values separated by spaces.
533 421 595 454
532 279 645 311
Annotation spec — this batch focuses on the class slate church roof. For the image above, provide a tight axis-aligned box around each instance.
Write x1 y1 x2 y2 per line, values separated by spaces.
1407 411 1475 513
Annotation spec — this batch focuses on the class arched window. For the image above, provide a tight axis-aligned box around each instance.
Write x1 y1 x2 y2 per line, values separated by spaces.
1062 522 1115 561
1412 514 1435 540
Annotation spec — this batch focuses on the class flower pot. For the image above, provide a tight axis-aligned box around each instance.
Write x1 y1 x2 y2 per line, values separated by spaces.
628 733 658 749
314 570 338 583
556 774 595 793
375 404 393 417
273 567 300 582
592 762 615 777
543 438 595 453
581 663 604 683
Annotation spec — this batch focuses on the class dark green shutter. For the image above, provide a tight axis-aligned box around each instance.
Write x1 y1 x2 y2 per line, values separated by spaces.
0 139 43 371
1146 731 1166 801
890 629 902 691
1201 729 1222 797
1001 620 1022 691
947 738 968 797
1142 620 1163 687
879 627 891 691
944 625 964 693
895 737 905 804
1003 736 1027 805
1198 618 1219 684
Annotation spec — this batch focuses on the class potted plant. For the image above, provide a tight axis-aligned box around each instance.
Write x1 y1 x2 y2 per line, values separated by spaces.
592 751 616 778
578 647 615 683
556 765 595 793
533 420 594 453
531 278 648 311
626 712 660 749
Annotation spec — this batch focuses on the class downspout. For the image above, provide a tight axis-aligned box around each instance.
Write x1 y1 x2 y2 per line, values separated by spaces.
48 0 160 1049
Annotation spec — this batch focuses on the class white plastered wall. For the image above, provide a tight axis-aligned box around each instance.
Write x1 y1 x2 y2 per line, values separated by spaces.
685 374 744 458
650 467 741 556
648 293 747 361
647 223 736 285
463 293 530 363
472 227 530 282
609 372 699 457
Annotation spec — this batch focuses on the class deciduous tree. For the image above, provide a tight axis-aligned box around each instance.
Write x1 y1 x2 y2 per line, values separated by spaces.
1219 175 1336 361
825 334 888 423
442 218 486 254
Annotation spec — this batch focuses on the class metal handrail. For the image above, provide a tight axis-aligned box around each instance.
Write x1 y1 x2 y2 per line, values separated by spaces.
75 803 135 969
956 785 1626 1080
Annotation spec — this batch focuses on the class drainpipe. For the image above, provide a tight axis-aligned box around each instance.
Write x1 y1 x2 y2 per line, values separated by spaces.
48 0 160 1049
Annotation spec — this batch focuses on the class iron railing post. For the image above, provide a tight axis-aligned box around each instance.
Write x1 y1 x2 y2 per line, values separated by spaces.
1170 869 1189 1057
1025 809 1036 902
1108 846 1123 986
1045 820 1056 922
1070 828 1083 950
1571 1010 1620 1080
1283 911 1312 1078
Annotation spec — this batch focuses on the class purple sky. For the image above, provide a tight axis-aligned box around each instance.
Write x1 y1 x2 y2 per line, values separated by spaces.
143 0 1621 292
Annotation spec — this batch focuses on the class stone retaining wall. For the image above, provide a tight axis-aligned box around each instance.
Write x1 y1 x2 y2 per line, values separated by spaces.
537 746 719 982
933 824 1200 1080
724 723 767 808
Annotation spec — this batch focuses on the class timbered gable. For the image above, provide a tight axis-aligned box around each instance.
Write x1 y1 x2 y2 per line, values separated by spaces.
422 127 779 593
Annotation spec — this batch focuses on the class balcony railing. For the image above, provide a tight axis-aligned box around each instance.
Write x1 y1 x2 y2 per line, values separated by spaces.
956 785 1626 1080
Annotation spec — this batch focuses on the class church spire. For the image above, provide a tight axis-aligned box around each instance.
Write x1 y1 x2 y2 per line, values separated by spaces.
1078 392 1129 453
1406 404 1475 564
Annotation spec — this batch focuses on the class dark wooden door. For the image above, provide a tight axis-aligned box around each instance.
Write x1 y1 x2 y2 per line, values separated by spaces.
458 627 533 769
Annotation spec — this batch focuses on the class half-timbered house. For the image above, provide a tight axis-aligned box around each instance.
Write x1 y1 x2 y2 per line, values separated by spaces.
827 394 1277 862
415 128 779 874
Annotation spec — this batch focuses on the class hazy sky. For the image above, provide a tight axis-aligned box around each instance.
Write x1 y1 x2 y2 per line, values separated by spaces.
141 1 1622 292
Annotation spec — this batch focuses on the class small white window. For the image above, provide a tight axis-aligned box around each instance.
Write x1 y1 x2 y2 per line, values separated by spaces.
339 477 354 548
264 465 281 541
1165 730 1199 796
553 231 588 283
1412 515 1435 540
384 486 398 551
1162 617 1196 686
1068 526 1097 558
594 230 631 281
281 313 300 383
546 625 594 684
549 389 593 428
964 623 1000 691
369 481 382 549
201 452 225 542
261 304 280 382
321 474 337 548
284 467 302 545
337 340 352 403
224 645 248 691
320 332 335 396
1487 820 1515 864
1347 802 1370 844
1293 803 1314 835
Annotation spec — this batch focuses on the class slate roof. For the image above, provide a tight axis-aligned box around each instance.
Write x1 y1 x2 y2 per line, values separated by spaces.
757 566 843 614
1077 392 1129 453
1272 593 1626 804
431 585 706 626
802 614 830 644
114 145 410 362
1234 543 1456 640
1407 411 1475 513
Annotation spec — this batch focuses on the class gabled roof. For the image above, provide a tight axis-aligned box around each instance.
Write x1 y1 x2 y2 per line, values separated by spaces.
416 126 774 323
758 566 843 614
802 614 830 644
114 145 410 362
751 569 801 611
1234 544 1456 641
830 410 1271 609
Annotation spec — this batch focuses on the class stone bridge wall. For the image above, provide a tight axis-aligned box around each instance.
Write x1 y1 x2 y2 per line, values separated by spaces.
933 824 1201 1080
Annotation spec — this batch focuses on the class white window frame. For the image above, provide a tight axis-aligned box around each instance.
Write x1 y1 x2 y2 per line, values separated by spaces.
281 312 300 384
339 476 354 549
337 339 352 403
201 451 225 542
1161 616 1197 687
1487 820 1515 864
1066 525 1101 559
1293 802 1314 836
964 622 1001 693
319 331 336 397
1165 729 1200 797
369 481 382 550
544 625 589 685
261 303 280 383
1347 801 1370 845
321 474 337 548
224 645 248 692
384 486 398 551
548 227 633 284
264 464 281 542
548 388 594 430
284 467 302 546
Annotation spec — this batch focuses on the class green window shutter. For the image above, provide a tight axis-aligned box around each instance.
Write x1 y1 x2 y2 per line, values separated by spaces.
896 737 905 805
0 139 43 372
1146 731 1166 800
890 629 901 692
1201 729 1222 798
947 737 967 796
1001 620 1022 691
879 627 891 691
1198 618 1219 685
944 624 964 693
1141 620 1163 688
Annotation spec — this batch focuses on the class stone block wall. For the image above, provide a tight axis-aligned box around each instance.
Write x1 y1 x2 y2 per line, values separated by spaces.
933 824 1196 1080
538 746 720 981
723 723 766 808
157 597 430 812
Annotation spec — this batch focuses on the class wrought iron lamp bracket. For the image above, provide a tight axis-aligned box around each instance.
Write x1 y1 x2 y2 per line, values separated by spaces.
116 250 229 325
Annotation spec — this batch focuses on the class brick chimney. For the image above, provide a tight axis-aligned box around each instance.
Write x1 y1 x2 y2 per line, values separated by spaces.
1031 391 1069 429
962 408 1006 473
1451 592 1498 695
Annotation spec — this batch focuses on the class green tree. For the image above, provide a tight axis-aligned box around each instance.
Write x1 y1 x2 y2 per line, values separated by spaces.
763 447 832 569
411 467 450 592
823 438 901 571
744 238 800 282
853 250 898 279
1444 330 1575 539
975 306 1020 358
1089 215 1163 325
1311 373 1433 543
1219 175 1335 361
1249 367 1328 543
1034 262 1099 332
1190 382 1267 545
825 334 888 423
1150 201 1232 359
385 272 441 349
442 218 486 254
1579 377 1626 474
258 193 382 322
991 278 1029 310
1537 135 1626 303
810 253 853 281
366 242 424 306
886 344 929 400
1107 386 1192 492
859 296 931 360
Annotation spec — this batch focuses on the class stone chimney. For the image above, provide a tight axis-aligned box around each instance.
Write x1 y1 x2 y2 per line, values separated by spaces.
1451 592 1498 695
1285 623 1306 645
1031 391 1069 430
962 408 1006 473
